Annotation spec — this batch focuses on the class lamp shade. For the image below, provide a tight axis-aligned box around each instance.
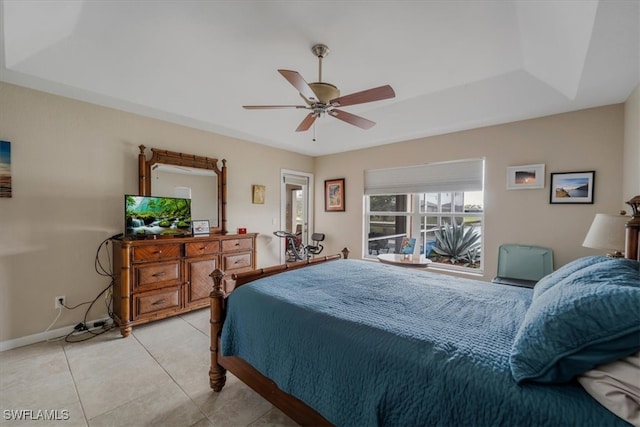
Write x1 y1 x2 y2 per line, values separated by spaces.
582 213 629 255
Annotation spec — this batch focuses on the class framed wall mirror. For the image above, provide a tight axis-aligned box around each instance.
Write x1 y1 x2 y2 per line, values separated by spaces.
138 145 227 234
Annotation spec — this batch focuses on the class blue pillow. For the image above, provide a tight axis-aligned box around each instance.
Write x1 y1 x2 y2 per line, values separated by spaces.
510 257 640 384
533 256 609 298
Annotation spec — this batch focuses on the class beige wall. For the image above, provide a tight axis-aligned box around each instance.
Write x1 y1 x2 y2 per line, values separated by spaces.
314 105 626 280
0 82 313 342
0 81 634 344
624 84 640 206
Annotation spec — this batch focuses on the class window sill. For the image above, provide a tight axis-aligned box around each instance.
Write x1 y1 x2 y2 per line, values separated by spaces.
363 256 484 277
427 264 484 278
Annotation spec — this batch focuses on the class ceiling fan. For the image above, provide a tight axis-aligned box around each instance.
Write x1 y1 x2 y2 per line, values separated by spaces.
243 44 395 132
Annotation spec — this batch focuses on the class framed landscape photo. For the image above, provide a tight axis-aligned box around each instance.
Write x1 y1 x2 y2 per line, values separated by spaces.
550 171 595 204
325 178 345 212
192 220 210 235
506 164 545 190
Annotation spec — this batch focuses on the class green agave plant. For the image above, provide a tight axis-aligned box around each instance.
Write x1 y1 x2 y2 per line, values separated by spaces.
433 222 481 265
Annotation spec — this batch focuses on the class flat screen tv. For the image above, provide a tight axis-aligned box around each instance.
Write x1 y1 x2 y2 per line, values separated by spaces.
125 195 192 238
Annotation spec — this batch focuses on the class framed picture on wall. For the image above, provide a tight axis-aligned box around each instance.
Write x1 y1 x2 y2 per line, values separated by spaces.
550 171 595 204
506 164 545 190
252 185 265 204
325 178 345 212
0 140 11 198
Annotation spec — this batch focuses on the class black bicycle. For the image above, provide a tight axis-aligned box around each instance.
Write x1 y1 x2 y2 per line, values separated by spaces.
273 231 325 262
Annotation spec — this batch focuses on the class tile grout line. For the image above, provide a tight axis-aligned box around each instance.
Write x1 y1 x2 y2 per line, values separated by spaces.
176 313 278 426
131 318 213 426
61 342 90 427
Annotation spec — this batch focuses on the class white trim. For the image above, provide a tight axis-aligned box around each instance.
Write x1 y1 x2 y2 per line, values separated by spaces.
0 316 112 352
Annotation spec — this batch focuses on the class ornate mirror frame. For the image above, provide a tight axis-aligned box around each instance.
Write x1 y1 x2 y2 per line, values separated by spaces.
138 145 227 234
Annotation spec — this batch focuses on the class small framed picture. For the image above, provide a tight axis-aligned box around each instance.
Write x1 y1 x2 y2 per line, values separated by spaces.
400 237 416 255
252 185 265 204
506 164 545 190
550 171 595 204
0 140 11 198
192 220 210 235
325 178 345 212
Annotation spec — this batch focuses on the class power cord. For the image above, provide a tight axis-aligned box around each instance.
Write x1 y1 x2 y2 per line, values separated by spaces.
63 236 118 343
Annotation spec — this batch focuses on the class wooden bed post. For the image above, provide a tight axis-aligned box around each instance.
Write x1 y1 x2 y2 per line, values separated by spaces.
625 195 640 261
209 268 227 391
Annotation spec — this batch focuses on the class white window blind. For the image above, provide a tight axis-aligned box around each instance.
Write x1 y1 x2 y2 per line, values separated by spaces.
283 174 309 186
364 158 484 195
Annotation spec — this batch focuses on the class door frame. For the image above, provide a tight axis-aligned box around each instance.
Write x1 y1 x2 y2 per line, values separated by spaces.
280 169 314 264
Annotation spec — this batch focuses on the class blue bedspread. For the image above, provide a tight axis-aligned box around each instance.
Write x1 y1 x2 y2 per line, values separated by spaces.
221 259 628 426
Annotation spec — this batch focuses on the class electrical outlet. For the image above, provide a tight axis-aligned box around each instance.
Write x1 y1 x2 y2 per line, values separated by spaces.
55 296 66 309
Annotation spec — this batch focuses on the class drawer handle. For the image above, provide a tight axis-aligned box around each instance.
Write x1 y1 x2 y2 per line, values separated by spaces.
235 242 240 246
152 299 166 306
154 250 163 254
152 271 166 277
234 260 241 264
200 246 208 250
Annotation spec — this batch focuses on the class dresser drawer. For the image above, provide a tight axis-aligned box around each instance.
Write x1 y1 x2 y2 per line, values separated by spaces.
186 240 220 257
133 287 180 319
133 261 181 291
132 244 181 262
221 238 253 252
222 252 252 272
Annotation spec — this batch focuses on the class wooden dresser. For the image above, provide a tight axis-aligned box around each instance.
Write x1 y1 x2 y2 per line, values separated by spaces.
111 233 256 337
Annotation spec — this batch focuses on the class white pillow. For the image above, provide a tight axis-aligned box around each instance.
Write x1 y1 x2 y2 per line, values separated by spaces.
577 352 640 427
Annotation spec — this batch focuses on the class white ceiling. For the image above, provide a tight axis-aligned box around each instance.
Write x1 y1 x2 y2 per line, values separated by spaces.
1 1 638 156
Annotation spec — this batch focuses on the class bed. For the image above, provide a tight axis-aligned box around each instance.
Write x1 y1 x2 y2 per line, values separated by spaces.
209 198 640 426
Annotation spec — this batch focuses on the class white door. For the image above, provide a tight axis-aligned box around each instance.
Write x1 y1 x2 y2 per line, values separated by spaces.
280 170 313 264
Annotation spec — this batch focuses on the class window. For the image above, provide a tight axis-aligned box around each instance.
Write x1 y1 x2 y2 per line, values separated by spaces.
417 191 483 269
364 159 484 272
366 195 410 256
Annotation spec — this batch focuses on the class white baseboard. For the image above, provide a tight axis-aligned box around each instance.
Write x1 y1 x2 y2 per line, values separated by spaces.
0 316 113 352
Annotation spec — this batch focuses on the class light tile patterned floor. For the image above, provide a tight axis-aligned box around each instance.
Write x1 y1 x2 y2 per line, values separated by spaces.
0 309 297 426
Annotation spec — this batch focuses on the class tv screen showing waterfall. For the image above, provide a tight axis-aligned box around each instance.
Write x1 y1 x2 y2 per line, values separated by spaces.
125 195 192 237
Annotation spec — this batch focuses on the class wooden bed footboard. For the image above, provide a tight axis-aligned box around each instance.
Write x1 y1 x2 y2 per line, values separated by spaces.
208 251 347 425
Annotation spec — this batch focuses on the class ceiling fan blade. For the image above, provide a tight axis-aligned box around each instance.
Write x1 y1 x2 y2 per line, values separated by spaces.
330 85 395 107
243 105 307 109
330 109 375 129
278 70 318 102
295 113 317 132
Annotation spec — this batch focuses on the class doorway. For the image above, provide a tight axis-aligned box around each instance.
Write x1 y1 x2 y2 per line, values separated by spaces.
280 170 313 264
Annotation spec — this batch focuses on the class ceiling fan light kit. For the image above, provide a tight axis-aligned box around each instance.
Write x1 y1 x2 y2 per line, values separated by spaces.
243 44 395 133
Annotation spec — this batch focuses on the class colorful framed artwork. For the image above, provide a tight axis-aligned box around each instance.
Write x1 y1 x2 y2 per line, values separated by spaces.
0 141 11 198
325 178 345 212
252 185 265 204
506 164 545 190
550 171 595 204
